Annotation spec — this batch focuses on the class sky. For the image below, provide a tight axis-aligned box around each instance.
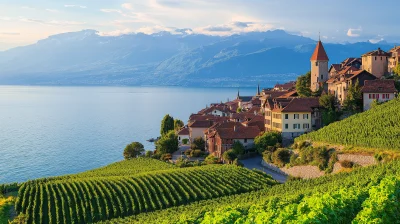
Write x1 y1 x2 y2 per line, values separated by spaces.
0 0 399 50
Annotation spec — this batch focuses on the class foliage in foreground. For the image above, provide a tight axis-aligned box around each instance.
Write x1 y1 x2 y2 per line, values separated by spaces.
16 165 275 224
101 160 400 224
296 97 400 150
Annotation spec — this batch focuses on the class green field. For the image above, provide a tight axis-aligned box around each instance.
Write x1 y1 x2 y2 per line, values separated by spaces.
101 160 400 224
296 97 400 150
15 158 276 224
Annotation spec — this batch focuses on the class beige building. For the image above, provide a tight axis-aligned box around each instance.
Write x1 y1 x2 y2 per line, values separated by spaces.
268 98 321 140
362 80 398 111
188 120 213 142
361 48 390 78
310 41 329 91
388 46 400 74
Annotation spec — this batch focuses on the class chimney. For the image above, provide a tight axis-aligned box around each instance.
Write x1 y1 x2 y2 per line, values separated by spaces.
234 125 237 132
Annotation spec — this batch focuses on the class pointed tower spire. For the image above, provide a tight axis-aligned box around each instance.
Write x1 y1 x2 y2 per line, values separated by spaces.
237 89 240 100
257 83 260 96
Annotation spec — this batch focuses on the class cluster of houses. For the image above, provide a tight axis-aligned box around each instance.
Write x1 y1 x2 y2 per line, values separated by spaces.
176 40 399 160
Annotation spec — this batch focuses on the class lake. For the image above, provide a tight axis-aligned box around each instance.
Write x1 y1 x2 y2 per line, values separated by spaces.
0 85 261 184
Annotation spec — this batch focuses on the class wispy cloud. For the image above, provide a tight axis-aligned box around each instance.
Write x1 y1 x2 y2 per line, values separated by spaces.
64 5 87 9
347 27 362 37
45 9 59 13
121 3 134 10
19 17 86 26
100 9 123 14
0 32 20 35
21 6 36 10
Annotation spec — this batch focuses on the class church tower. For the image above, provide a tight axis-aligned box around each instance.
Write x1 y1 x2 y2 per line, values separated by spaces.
310 40 329 92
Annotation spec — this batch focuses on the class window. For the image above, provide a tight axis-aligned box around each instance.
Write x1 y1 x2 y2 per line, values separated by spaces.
321 75 323 80
285 124 288 129
179 137 181 140
375 56 377 60
303 123 310 129
303 114 309 119
294 114 299 119
293 124 300 129
376 94 379 99
244 139 247 143
369 94 372 99
382 94 385 99
285 114 288 119
315 62 318 66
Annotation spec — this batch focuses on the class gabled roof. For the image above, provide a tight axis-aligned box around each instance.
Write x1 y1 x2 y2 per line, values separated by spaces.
345 70 376 81
188 120 213 128
310 41 329 61
237 96 253 102
362 80 398 93
262 90 289 99
329 64 341 73
216 123 261 139
274 81 296 90
277 90 298 99
272 97 320 113
178 128 189 135
362 48 390 57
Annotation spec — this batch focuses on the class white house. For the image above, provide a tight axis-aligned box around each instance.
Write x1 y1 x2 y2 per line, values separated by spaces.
188 120 213 141
177 127 190 144
362 80 398 111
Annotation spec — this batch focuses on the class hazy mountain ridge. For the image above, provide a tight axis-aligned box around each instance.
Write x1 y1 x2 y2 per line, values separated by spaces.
0 30 396 87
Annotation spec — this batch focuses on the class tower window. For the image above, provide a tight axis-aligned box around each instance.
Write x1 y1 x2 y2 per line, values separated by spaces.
321 75 323 80
315 62 318 66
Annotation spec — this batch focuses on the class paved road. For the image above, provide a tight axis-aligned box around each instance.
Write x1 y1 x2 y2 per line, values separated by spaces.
241 156 288 183
171 145 190 161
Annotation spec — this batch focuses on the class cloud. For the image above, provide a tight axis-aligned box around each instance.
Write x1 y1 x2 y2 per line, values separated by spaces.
100 9 123 14
0 32 20 35
347 27 362 37
369 34 385 43
64 5 87 9
21 6 35 10
121 3 134 10
233 21 252 28
97 28 133 36
19 17 86 26
204 25 232 32
46 9 59 13
0 17 11 21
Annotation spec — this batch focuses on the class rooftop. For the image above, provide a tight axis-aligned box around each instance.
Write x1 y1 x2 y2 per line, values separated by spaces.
362 80 398 93
310 41 329 61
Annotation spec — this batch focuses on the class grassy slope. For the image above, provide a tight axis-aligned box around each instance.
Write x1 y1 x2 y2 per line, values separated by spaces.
296 97 400 152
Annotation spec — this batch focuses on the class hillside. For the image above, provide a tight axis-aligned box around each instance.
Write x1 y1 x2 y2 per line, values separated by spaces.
0 30 397 87
14 158 276 224
101 160 400 223
296 97 400 151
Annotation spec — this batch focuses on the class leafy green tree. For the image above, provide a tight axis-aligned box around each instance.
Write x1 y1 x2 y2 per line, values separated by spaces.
231 141 245 155
156 130 179 154
320 93 338 126
174 119 184 131
394 63 400 76
145 150 154 158
393 64 400 91
254 131 282 153
222 149 237 164
343 79 363 112
272 148 291 167
204 154 219 164
191 137 205 150
296 71 311 97
236 107 242 113
160 114 174 136
123 142 145 159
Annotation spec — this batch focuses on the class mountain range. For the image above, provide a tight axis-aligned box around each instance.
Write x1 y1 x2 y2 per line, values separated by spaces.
0 29 397 87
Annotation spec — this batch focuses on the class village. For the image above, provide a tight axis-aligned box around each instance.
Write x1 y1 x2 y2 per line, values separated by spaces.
176 40 399 164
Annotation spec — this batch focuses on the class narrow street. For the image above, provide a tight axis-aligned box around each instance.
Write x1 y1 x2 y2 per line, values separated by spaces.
241 156 288 183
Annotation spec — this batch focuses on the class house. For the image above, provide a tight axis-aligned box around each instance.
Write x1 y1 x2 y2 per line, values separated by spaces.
201 105 234 117
263 98 292 131
310 40 329 91
362 80 398 111
269 98 321 140
188 120 213 141
209 123 261 159
327 70 377 104
177 127 190 144
361 48 390 78
388 46 400 74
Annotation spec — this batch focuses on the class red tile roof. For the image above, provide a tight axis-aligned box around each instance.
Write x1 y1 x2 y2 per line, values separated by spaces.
310 41 329 61
277 90 298 99
189 120 213 128
178 128 189 135
274 81 296 90
272 97 320 113
362 48 390 57
216 123 261 139
362 80 398 93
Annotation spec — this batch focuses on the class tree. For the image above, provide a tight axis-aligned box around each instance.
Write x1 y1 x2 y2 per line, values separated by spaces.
204 154 219 164
156 130 179 154
319 93 336 110
123 142 145 159
393 64 400 91
160 114 174 136
394 63 400 76
236 107 242 113
319 93 339 126
222 149 237 164
232 158 244 167
343 79 363 113
254 131 282 153
296 71 312 97
231 140 245 155
145 150 154 157
191 137 205 150
174 119 184 131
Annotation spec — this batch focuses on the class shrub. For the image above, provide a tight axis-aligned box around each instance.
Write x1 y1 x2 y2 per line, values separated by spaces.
272 148 291 167
232 159 244 167
340 160 354 168
184 149 192 156
254 131 282 153
182 138 189 145
191 137 205 150
204 154 219 164
262 151 273 163
145 150 154 158
223 149 237 164
160 153 172 161
123 142 145 159
190 149 204 157
290 154 299 166
232 141 245 155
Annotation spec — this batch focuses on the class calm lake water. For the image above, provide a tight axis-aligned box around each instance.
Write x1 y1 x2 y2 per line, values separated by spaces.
0 86 261 184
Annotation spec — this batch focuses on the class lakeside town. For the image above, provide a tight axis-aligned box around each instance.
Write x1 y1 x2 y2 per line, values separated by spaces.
174 40 399 165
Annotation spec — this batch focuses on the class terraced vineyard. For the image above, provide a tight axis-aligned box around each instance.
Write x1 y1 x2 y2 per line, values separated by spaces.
102 160 400 223
15 161 276 224
296 97 400 150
